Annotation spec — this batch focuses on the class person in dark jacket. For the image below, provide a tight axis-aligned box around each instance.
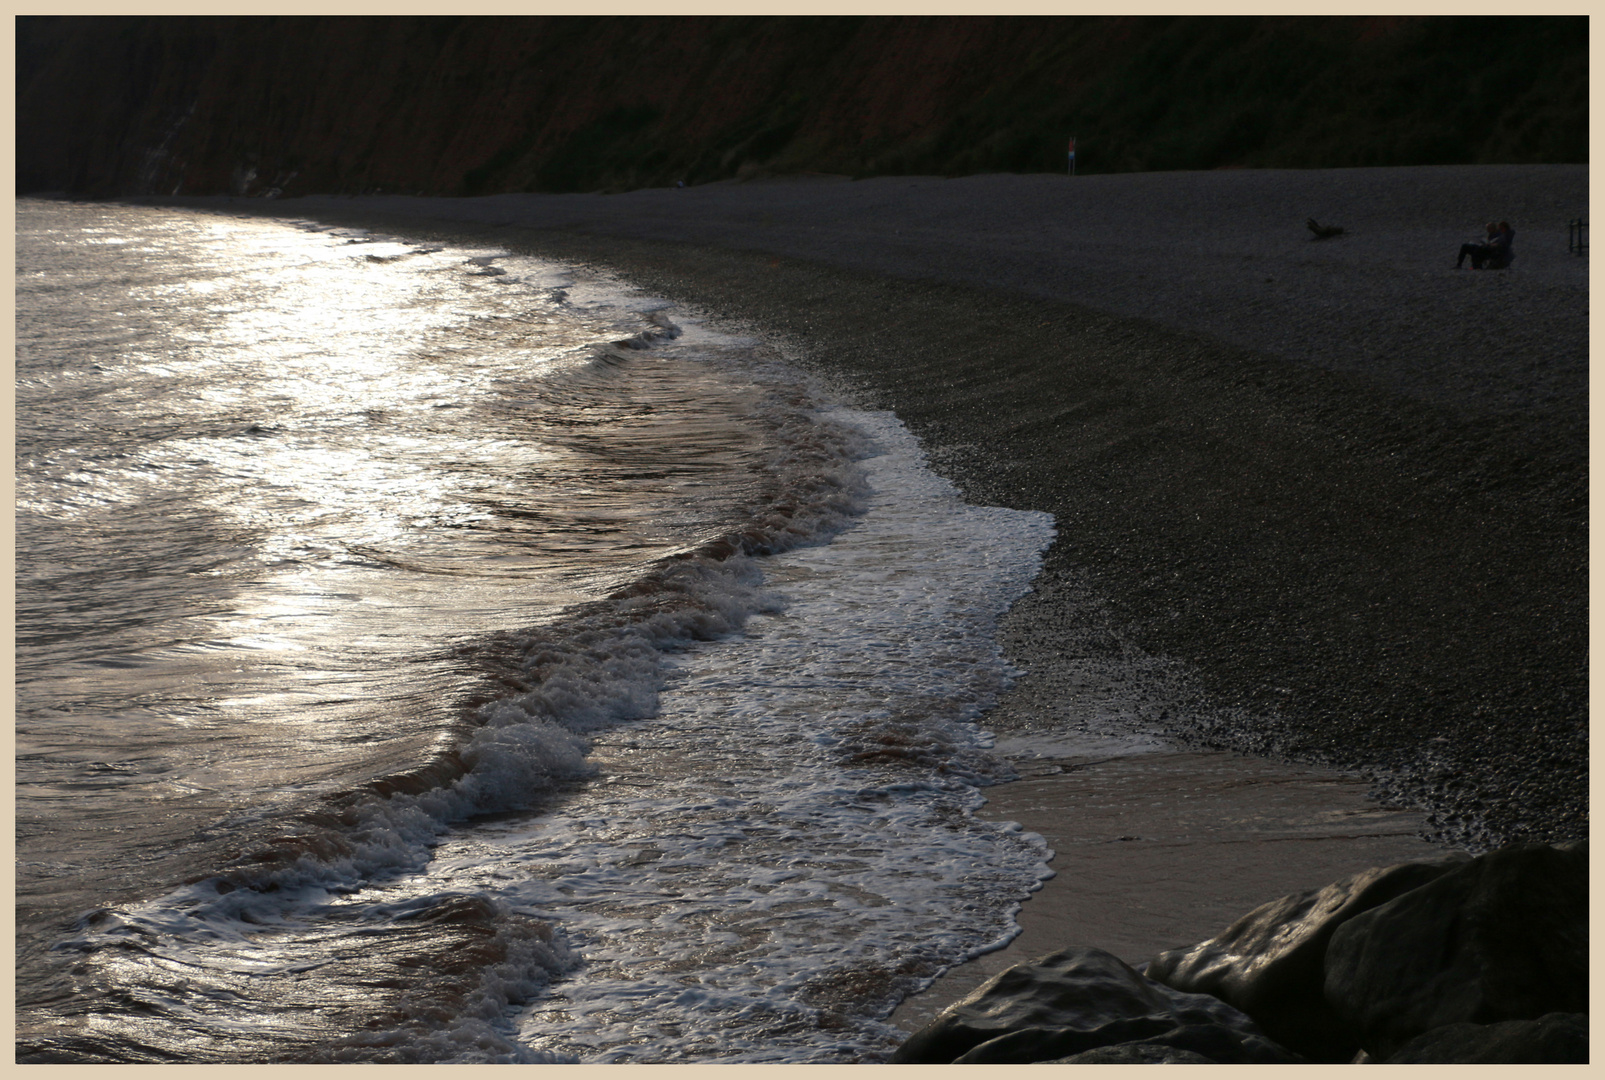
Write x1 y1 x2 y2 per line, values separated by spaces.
1487 221 1515 268
1457 221 1515 269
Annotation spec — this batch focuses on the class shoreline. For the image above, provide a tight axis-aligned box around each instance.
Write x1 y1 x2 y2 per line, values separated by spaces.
104 165 1584 1034
197 169 1586 845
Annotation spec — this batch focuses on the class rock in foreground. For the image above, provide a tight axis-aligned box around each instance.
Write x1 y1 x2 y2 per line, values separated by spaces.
889 945 1300 1064
1377 1013 1588 1064
1145 852 1470 1060
896 841 1587 1065
1323 840 1588 1060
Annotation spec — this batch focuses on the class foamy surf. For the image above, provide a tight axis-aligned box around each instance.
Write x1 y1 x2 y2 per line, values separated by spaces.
17 200 1056 1062
38 405 1055 1064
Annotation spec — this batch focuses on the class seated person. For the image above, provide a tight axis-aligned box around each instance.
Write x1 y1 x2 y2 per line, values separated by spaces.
1457 221 1515 269
1486 221 1515 268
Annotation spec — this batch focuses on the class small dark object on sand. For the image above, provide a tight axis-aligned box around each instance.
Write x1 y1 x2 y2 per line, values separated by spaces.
1306 218 1345 239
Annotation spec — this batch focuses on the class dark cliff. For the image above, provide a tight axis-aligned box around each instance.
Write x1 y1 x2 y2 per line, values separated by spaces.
16 15 1588 198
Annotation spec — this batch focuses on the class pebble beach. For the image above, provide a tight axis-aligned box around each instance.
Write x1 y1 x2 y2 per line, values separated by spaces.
155 163 1587 1025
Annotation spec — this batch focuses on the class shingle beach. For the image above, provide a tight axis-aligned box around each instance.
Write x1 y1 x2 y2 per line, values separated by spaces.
162 163 1587 1018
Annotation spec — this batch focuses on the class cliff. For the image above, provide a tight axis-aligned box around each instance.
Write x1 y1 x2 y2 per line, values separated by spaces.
16 15 1589 198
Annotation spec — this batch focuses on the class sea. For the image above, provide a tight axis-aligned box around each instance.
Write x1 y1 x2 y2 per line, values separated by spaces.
15 198 1066 1062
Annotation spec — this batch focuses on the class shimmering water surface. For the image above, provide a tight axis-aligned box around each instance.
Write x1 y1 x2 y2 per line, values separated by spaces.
16 200 1056 1062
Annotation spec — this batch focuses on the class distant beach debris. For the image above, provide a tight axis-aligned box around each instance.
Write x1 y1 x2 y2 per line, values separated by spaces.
1306 218 1345 239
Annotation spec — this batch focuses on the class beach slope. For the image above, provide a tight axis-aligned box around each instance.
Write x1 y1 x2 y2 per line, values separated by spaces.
206 164 1587 850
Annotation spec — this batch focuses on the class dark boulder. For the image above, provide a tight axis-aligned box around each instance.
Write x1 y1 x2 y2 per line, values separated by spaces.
1144 852 1468 1061
950 1016 1297 1065
1030 1021 1297 1064
1324 840 1587 1060
892 945 1299 1064
1379 1013 1588 1064
1049 1043 1219 1064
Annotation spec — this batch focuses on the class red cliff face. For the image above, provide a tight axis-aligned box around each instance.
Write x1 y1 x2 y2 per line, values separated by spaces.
16 15 1587 198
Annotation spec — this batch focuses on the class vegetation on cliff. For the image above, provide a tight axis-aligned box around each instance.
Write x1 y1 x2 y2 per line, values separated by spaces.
16 15 1588 198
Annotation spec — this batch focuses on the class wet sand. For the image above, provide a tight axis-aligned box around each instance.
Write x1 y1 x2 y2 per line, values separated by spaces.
152 165 1587 1029
888 749 1443 1032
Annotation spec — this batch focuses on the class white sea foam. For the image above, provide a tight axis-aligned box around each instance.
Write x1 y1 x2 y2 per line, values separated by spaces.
53 401 1054 1063
424 408 1059 1062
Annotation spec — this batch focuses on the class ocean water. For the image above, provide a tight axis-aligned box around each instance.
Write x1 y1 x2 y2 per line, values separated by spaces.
15 199 1058 1062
